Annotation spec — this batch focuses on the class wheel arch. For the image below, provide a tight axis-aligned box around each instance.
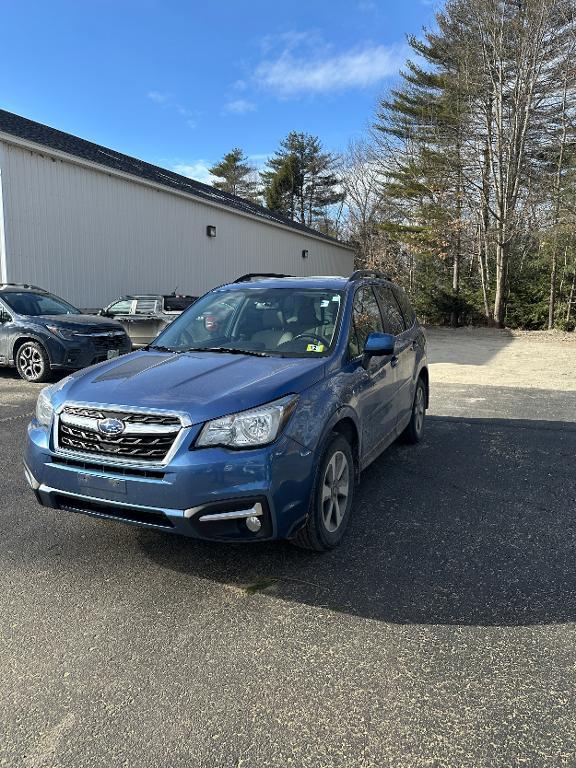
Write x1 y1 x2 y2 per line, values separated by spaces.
418 366 429 408
317 408 361 484
11 335 51 366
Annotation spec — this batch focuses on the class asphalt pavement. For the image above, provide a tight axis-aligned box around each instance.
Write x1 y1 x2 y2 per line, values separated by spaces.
1 341 576 767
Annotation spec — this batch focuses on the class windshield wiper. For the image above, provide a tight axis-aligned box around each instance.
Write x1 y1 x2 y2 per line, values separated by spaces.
145 344 180 353
183 346 270 357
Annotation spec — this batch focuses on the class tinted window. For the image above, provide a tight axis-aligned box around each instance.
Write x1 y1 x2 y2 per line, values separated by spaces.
348 286 384 359
108 299 133 315
393 287 417 328
375 285 405 335
163 295 197 312
1 291 79 316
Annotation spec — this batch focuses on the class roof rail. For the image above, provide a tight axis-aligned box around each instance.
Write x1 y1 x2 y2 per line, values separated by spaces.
0 282 48 292
348 270 391 282
234 273 294 283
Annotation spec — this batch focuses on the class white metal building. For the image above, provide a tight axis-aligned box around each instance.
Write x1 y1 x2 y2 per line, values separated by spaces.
0 110 354 308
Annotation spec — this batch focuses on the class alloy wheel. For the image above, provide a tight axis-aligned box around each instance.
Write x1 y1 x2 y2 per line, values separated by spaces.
414 385 425 435
18 345 45 381
321 450 350 533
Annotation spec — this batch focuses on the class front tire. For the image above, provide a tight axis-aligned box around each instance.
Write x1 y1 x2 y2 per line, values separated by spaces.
293 433 354 552
15 341 51 382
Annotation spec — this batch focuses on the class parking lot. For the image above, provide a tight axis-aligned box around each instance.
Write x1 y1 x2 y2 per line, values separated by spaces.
1 328 576 767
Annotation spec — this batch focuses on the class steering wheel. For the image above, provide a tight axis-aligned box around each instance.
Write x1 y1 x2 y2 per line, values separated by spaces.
291 332 331 348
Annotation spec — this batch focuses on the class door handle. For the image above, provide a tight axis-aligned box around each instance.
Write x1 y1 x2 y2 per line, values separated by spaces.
391 355 399 368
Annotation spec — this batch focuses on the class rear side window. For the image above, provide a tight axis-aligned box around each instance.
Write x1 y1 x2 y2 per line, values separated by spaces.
135 298 159 314
163 295 197 312
393 287 417 328
374 285 405 335
348 286 384 359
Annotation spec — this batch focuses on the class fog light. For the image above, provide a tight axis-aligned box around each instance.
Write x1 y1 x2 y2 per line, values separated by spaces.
245 515 261 532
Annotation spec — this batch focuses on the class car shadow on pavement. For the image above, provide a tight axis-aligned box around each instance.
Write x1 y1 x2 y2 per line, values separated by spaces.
139 415 576 627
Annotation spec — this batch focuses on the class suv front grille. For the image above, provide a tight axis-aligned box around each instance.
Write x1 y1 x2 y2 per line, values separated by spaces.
63 406 180 426
76 331 127 352
57 406 182 463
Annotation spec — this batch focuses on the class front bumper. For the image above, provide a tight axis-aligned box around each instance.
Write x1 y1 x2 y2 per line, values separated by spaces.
25 421 315 542
46 336 132 370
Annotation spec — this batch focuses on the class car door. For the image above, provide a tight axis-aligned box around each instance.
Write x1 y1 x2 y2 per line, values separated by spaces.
104 298 135 339
374 284 414 428
346 285 399 462
131 298 163 346
0 299 12 364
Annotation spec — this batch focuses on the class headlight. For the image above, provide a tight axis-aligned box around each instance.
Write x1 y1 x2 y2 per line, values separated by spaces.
196 395 298 449
46 325 75 340
35 386 55 427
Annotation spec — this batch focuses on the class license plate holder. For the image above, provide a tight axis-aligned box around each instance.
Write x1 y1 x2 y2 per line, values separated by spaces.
107 349 120 359
78 473 127 495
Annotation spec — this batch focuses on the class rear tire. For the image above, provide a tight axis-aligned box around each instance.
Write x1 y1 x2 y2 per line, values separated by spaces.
15 341 51 383
401 377 426 444
293 433 354 552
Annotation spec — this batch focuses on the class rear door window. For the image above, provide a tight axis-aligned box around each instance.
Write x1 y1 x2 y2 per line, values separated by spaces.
134 298 159 314
393 287 417 328
374 285 406 335
348 286 384 359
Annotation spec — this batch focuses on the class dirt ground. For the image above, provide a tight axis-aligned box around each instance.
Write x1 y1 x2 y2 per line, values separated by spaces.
426 326 576 391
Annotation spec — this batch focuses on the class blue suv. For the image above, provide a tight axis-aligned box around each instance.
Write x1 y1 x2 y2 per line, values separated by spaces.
25 272 428 551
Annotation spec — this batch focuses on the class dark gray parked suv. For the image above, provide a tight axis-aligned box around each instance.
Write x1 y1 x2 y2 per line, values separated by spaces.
0 284 131 382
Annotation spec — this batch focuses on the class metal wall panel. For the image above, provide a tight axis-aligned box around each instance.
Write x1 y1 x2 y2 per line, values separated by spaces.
1 142 354 307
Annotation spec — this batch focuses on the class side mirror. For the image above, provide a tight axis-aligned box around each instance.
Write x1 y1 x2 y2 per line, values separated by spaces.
99 309 110 317
362 332 395 368
0 310 10 324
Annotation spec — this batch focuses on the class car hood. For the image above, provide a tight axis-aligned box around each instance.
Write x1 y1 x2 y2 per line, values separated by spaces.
55 350 327 424
29 314 125 332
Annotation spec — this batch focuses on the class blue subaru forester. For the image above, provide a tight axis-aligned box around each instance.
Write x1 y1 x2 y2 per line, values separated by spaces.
25 271 428 551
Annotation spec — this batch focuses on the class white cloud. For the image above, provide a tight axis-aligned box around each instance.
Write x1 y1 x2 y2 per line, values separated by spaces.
357 0 377 11
146 91 197 128
248 152 272 164
224 98 257 115
173 161 216 186
255 42 406 95
147 90 170 104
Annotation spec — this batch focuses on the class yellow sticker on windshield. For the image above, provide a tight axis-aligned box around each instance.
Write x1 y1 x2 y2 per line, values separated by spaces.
307 343 325 352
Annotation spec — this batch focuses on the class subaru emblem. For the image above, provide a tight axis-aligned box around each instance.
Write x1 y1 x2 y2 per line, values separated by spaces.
97 418 125 438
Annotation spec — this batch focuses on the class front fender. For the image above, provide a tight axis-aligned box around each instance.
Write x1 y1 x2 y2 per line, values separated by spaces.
9 326 60 364
285 372 361 456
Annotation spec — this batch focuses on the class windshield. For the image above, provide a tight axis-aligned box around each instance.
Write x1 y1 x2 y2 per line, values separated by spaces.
153 287 344 357
1 291 80 316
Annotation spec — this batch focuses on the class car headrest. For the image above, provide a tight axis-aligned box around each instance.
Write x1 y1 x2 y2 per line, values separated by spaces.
260 308 282 330
297 301 319 326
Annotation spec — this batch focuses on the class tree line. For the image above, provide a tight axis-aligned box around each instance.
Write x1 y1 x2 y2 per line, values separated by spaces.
208 0 576 330
208 133 343 236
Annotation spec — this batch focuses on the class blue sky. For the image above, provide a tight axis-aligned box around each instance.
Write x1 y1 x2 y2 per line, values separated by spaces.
1 0 438 183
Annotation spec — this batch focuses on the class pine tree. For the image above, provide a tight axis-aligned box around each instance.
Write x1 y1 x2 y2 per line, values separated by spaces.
261 132 343 230
209 148 259 201
373 0 576 328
